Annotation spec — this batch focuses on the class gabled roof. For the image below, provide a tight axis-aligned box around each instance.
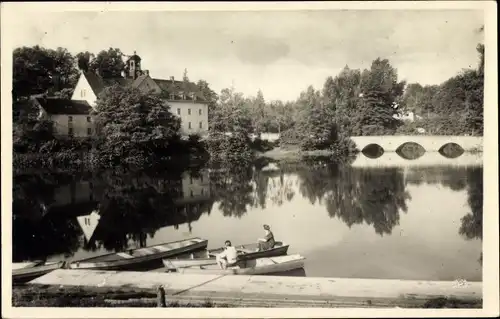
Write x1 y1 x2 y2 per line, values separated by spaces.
81 71 207 102
35 97 92 115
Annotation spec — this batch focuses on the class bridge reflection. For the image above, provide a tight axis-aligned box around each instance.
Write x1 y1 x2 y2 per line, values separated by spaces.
351 151 483 168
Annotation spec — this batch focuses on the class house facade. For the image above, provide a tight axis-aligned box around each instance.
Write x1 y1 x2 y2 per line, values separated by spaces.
33 97 95 138
71 52 209 136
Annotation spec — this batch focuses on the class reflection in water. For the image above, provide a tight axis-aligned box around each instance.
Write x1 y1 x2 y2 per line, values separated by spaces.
396 142 426 160
361 144 385 159
439 143 465 159
12 157 483 280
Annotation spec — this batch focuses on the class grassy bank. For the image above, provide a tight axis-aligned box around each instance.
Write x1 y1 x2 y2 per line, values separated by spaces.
12 285 481 308
257 146 337 161
12 285 230 308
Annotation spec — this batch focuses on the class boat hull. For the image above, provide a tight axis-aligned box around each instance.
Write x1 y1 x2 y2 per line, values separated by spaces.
172 254 305 276
69 238 208 271
209 241 289 260
12 261 65 284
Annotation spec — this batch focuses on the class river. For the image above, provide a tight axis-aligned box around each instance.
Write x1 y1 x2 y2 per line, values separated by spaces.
12 152 483 282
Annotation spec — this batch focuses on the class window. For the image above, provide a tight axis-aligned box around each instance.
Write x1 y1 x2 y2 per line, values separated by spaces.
87 116 91 123
200 175 203 182
190 190 194 198
199 109 202 115
190 176 193 184
199 121 203 129
201 188 204 195
177 108 181 115
81 89 86 98
188 122 192 129
68 116 73 123
188 108 191 115
87 128 92 136
170 94 175 100
68 127 74 136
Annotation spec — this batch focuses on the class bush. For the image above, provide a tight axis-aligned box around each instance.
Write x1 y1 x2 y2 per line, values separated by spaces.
250 137 274 153
279 129 302 146
329 133 359 158
206 132 254 162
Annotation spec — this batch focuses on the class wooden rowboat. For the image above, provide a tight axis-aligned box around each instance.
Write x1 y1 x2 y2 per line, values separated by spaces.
69 237 208 270
208 241 289 260
166 254 306 276
13 261 66 284
162 241 289 269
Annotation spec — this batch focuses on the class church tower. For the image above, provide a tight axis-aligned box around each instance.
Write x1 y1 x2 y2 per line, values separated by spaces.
125 51 142 79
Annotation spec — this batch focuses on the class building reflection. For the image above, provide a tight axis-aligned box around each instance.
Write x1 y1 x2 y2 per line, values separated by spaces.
13 169 213 259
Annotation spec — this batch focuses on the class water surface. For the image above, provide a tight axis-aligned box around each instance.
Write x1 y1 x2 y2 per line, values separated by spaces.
12 153 483 281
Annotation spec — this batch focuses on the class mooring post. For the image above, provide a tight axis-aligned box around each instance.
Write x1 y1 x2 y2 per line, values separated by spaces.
157 285 166 307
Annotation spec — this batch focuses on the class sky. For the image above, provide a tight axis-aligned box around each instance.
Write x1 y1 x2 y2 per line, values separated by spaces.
4 6 484 101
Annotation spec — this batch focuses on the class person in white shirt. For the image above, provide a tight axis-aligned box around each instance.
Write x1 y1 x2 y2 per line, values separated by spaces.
216 240 239 269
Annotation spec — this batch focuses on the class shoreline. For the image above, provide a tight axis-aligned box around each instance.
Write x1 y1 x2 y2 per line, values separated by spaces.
18 269 483 308
12 285 482 308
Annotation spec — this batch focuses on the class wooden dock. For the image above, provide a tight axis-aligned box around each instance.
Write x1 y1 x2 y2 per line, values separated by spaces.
28 269 482 307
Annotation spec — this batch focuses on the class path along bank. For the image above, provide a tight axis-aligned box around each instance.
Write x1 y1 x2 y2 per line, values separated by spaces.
23 269 482 308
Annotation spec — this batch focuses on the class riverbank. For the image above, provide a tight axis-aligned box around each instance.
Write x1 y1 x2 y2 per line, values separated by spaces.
12 284 481 308
257 146 336 161
25 269 482 308
12 285 229 307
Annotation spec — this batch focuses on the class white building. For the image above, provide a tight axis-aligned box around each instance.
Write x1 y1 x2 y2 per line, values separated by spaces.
71 51 209 136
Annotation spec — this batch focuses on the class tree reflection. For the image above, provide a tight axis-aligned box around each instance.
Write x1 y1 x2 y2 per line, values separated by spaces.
405 166 469 191
459 167 483 241
209 160 254 218
251 160 296 209
286 157 411 236
86 167 211 252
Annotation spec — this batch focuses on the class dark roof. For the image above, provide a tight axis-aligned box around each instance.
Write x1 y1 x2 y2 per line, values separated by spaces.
35 97 92 115
82 71 207 102
152 78 206 101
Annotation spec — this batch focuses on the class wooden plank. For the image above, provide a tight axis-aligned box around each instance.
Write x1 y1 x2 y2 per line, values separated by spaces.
116 252 133 259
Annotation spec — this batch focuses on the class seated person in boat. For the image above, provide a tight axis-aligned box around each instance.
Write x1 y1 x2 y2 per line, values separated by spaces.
257 224 275 251
216 240 240 269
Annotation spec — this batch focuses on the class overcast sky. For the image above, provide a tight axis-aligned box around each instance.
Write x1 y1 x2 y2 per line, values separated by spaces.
5 7 484 101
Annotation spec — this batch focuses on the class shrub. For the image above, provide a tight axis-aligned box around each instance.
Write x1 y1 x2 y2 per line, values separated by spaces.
279 128 302 146
206 132 254 162
250 137 274 153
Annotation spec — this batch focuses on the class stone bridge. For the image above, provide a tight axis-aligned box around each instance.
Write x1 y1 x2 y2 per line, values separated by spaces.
350 135 483 152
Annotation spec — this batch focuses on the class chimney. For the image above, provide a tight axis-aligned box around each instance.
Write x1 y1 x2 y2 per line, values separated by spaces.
170 76 175 84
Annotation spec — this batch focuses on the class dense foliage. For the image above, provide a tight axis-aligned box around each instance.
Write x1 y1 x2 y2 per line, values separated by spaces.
91 85 186 167
12 40 484 169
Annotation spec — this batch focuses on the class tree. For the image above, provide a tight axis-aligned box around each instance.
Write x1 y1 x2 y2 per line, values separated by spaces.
206 87 254 161
268 100 293 134
357 58 406 135
210 87 252 134
93 85 181 166
76 51 94 72
322 66 362 135
197 79 219 125
248 90 268 135
89 48 125 78
12 46 78 100
294 85 338 150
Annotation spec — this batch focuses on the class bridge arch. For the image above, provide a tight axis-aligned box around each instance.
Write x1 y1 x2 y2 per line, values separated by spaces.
350 136 483 153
